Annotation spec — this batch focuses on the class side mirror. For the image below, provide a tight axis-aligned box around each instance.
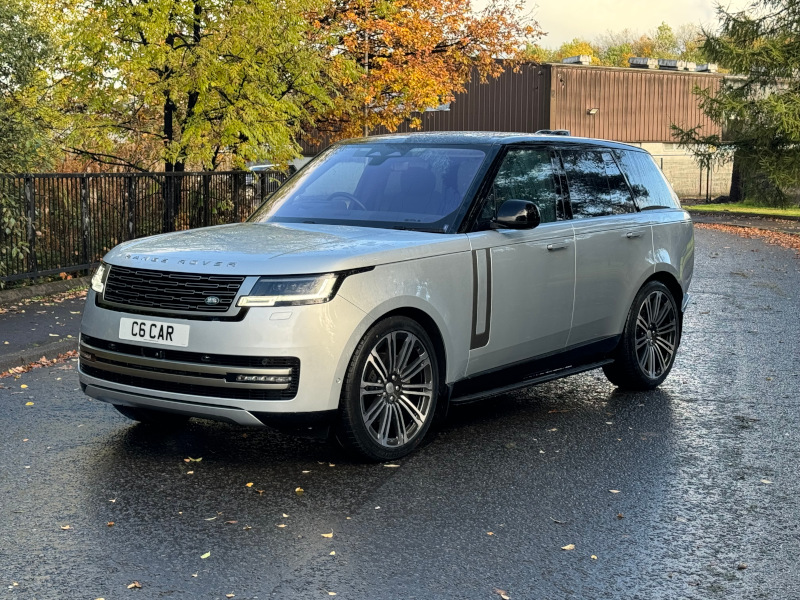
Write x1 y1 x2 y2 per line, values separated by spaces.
494 200 541 230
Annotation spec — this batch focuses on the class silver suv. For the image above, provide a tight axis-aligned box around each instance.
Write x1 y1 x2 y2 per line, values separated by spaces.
80 132 694 460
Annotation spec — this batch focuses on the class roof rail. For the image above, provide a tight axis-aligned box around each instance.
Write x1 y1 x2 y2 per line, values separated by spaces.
534 129 571 136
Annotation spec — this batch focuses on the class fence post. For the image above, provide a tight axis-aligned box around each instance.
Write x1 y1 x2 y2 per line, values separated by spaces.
232 172 240 222
80 175 90 266
23 175 37 276
125 175 135 241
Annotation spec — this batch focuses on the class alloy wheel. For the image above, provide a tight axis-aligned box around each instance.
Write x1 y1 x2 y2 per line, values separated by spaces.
359 330 434 448
635 290 678 379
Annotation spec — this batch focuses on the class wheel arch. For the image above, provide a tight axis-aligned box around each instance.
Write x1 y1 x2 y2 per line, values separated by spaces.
645 270 684 313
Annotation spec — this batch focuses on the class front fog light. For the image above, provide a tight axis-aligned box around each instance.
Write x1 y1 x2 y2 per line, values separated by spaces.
91 263 107 293
238 274 337 307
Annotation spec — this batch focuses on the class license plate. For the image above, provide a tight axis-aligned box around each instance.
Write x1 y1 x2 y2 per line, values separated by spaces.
119 318 190 347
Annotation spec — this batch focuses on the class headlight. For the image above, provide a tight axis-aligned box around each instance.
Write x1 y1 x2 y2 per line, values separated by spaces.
237 274 338 307
91 263 107 293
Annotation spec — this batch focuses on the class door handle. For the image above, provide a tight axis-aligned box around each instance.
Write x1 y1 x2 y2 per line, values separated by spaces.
547 242 569 251
626 231 643 239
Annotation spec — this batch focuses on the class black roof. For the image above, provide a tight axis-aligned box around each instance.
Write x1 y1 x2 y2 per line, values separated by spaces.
340 131 646 152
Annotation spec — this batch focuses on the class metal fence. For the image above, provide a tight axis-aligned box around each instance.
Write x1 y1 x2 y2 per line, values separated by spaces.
0 170 290 284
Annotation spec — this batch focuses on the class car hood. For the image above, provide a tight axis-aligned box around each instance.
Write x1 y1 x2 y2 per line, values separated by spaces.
102 222 470 275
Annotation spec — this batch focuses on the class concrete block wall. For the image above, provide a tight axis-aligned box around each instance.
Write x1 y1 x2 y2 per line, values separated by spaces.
637 143 733 199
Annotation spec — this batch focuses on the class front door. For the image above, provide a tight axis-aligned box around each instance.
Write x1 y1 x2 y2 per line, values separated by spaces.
465 147 575 376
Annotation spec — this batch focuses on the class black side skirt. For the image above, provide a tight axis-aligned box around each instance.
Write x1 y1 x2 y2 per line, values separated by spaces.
450 335 620 404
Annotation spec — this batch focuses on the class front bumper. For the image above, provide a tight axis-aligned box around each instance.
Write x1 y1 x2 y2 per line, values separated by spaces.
78 290 367 422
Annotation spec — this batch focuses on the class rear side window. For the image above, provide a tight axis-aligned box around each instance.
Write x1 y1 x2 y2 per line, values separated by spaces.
615 150 680 210
560 148 636 219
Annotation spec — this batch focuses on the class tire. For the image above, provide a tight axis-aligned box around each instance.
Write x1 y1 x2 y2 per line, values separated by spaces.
603 280 681 391
113 405 190 427
337 316 440 461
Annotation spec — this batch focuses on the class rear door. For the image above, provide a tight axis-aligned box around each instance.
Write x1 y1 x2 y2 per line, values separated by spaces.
465 146 575 376
562 147 654 347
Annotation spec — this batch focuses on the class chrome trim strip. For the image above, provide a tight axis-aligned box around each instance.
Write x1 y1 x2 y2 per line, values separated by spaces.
81 357 291 390
81 341 292 377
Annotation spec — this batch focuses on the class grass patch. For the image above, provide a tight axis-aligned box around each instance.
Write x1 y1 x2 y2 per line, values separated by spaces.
686 203 800 218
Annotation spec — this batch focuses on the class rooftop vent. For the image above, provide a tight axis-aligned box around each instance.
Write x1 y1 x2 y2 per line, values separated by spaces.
658 59 695 71
696 63 718 73
629 57 658 69
562 55 592 66
535 129 571 136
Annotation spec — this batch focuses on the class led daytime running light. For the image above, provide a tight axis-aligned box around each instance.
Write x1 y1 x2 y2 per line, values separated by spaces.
238 274 337 307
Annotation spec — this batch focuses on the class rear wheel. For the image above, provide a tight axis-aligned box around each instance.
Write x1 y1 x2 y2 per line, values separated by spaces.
337 316 439 461
113 405 190 427
603 281 680 390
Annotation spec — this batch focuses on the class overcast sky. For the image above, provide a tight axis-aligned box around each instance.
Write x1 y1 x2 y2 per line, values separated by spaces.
530 0 753 47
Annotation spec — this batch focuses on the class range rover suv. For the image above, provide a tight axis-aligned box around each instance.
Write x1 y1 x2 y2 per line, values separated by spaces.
80 132 694 461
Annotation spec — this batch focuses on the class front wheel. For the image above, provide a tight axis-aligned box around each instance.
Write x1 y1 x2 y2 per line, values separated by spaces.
603 281 681 390
337 316 439 461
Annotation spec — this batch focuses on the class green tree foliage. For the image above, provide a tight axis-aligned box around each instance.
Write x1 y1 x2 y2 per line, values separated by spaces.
528 22 707 68
0 0 54 173
54 0 348 173
672 1 800 206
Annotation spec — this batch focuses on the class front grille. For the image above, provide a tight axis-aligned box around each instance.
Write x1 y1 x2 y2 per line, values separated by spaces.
103 265 245 312
80 336 300 401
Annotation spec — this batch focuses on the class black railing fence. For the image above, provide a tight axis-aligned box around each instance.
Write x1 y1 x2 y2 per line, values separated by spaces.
0 170 290 284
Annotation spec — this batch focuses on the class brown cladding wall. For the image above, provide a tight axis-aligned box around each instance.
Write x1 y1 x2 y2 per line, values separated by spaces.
299 62 724 154
299 63 550 155
548 64 722 142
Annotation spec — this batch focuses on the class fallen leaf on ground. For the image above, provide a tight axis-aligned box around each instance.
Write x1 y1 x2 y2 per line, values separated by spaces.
487 532 494 535
60 525 72 530
25 401 33 405
321 532 334 538
492 588 510 599
127 581 141 589
186 471 194 475
295 487 304 496
224 521 238 525
226 594 235 598
184 457 202 462
200 552 211 559
550 518 566 524
277 524 286 528
107 522 115 527
327 592 336 596
591 555 598 560
282 513 289 518
243 525 251 530
561 544 575 551
617 513 624 519
245 482 254 488
330 551 336 555
191 573 198 578
761 479 772 484
609 490 620 494
204 517 217 521
383 464 400 468
301 470 310 473
738 563 748 570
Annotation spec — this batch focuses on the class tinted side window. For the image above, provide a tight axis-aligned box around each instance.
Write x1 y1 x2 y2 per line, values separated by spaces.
561 149 636 219
483 148 563 224
615 150 680 210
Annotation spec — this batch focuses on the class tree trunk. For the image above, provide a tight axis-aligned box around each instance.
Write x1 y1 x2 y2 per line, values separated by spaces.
729 150 743 203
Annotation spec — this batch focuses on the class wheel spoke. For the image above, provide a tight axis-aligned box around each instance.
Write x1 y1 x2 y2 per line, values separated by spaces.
652 343 668 375
376 404 391 444
392 404 408 444
655 336 675 357
636 315 649 332
367 350 389 383
395 335 415 376
398 395 426 428
387 332 398 374
400 352 429 381
363 398 386 428
657 323 677 336
635 335 648 350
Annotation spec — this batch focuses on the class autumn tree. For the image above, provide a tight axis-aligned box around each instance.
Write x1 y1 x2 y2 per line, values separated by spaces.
672 1 800 206
314 0 539 138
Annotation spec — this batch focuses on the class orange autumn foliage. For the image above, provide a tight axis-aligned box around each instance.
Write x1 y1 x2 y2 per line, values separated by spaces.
313 0 540 139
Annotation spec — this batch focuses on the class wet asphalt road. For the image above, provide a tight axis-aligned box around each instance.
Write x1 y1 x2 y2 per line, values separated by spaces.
1 228 799 600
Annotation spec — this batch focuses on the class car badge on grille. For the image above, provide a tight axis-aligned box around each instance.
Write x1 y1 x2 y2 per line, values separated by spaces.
205 296 221 306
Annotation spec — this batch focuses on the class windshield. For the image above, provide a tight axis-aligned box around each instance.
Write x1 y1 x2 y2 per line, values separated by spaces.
248 143 488 232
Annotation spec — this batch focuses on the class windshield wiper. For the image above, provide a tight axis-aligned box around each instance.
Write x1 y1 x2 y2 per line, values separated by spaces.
391 225 445 233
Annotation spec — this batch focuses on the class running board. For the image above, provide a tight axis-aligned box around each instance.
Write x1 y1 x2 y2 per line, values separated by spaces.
450 359 613 405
